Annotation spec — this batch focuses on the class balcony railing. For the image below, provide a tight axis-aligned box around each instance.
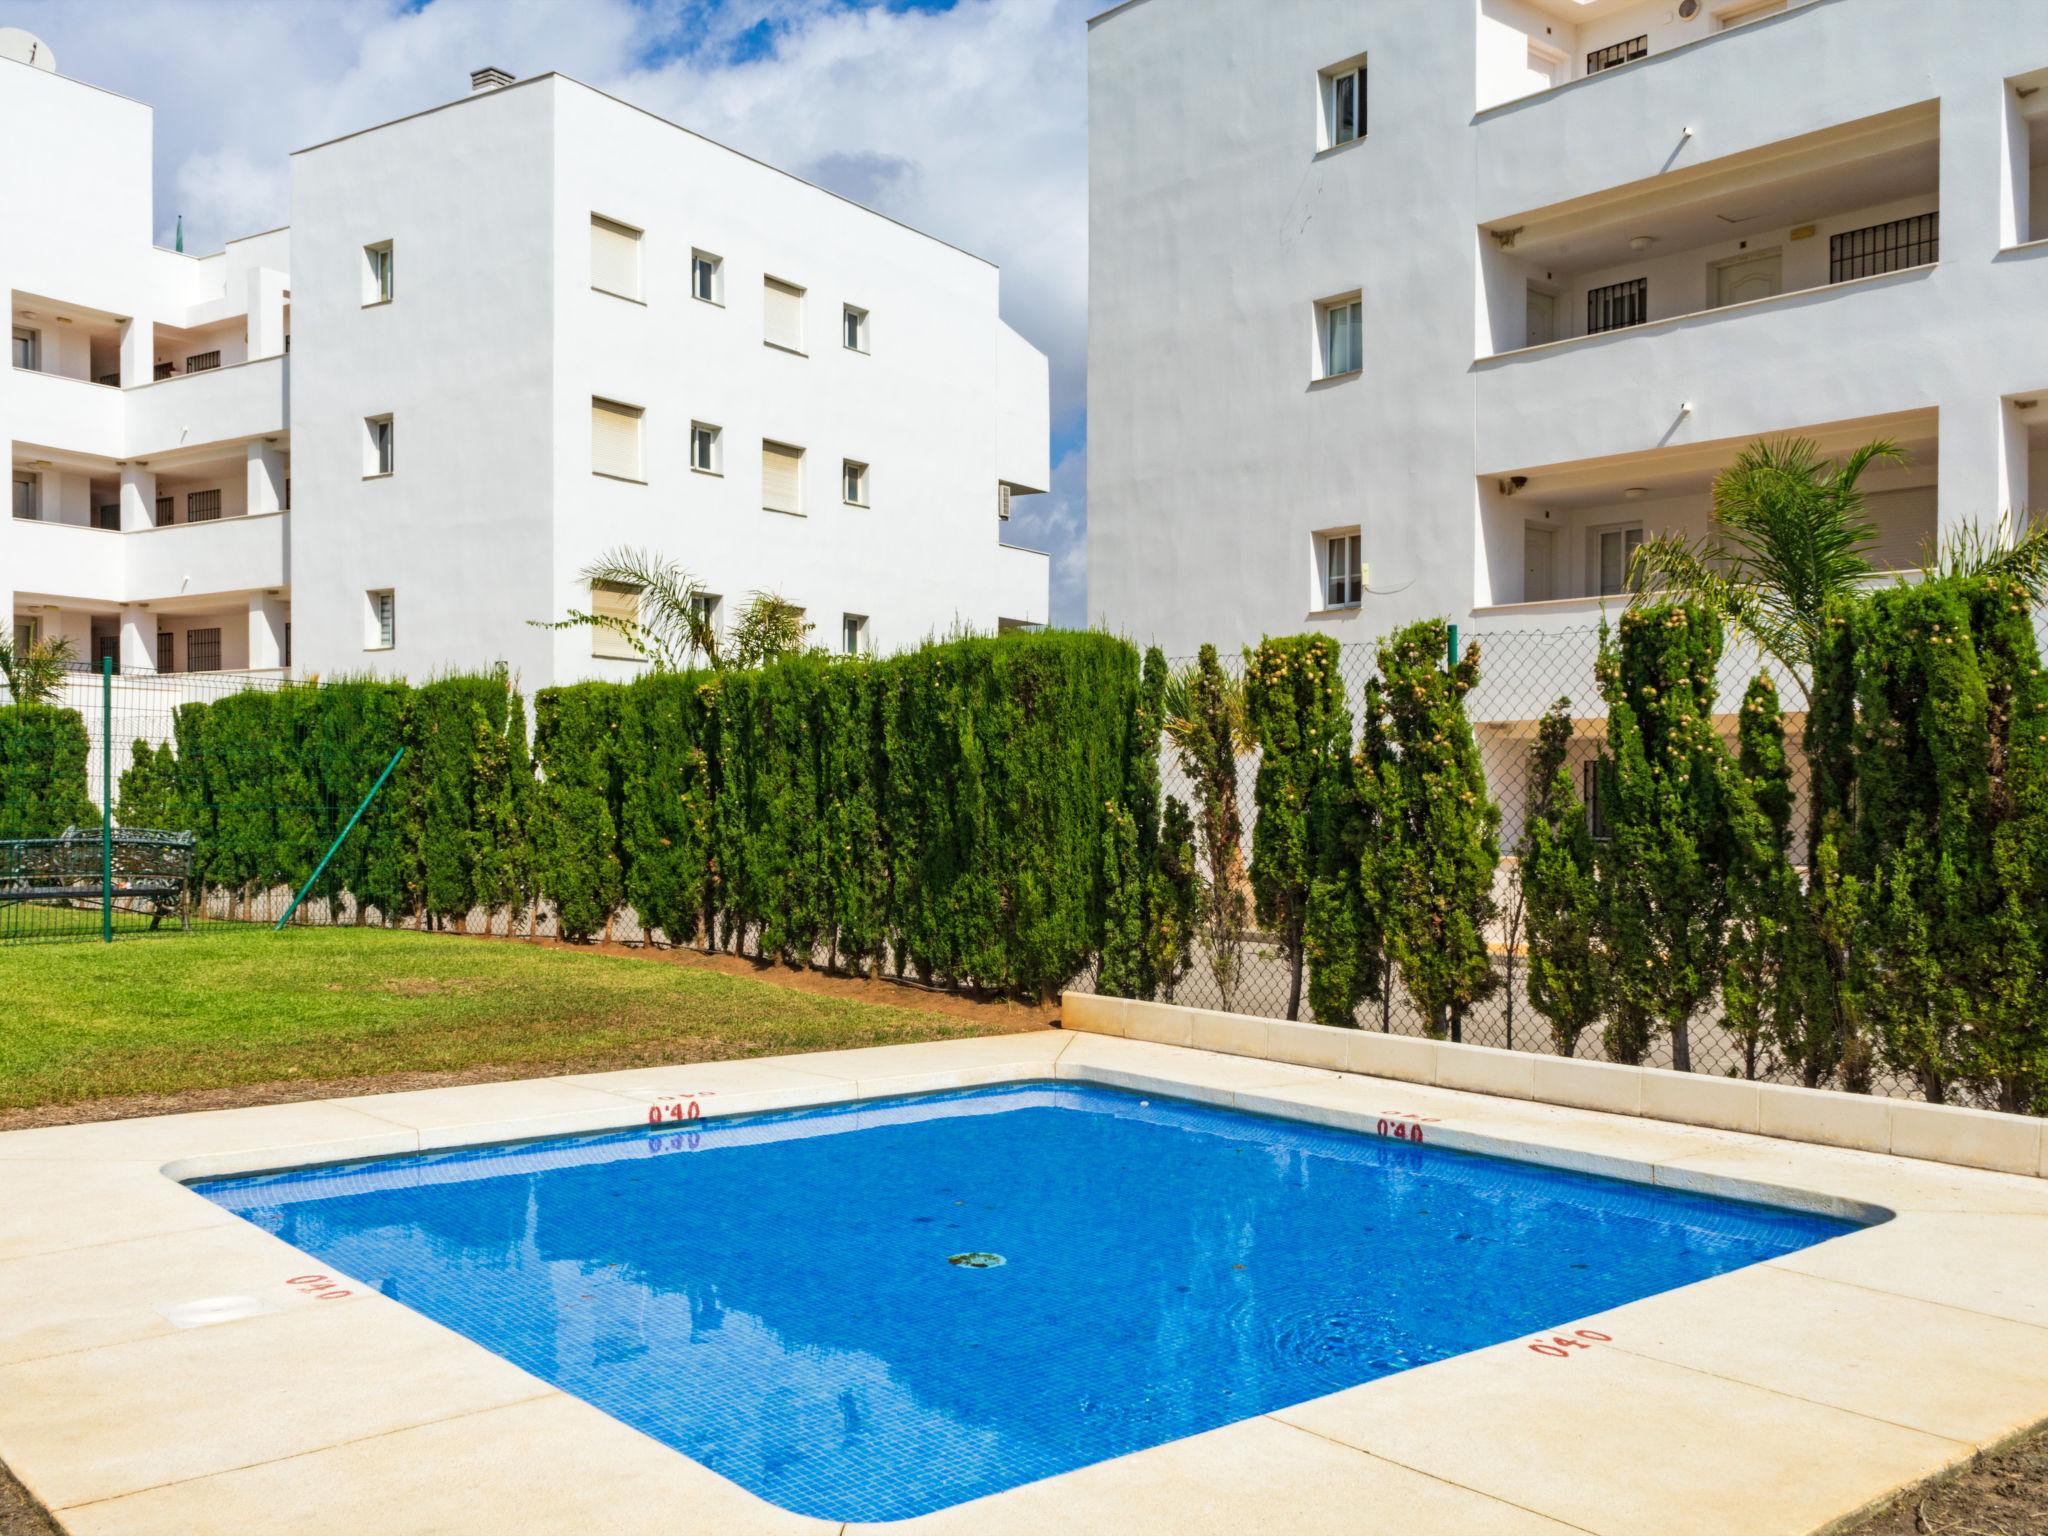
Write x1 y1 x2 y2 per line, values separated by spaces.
1586 35 1647 74
1830 212 1938 282
186 350 221 373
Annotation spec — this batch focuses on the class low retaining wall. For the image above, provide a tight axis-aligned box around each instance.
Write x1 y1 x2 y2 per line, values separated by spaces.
1060 993 2048 1181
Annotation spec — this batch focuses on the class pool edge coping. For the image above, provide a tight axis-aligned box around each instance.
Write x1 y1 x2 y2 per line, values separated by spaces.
0 1028 2040 1536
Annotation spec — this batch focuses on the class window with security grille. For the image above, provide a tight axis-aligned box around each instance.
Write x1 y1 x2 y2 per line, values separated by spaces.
186 350 220 373
1586 35 1647 73
1586 277 1647 333
1829 213 1937 283
186 628 222 672
186 489 222 522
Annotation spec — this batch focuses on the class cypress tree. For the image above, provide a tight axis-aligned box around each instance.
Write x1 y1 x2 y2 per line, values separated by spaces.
0 705 98 840
1518 700 1603 1057
620 670 718 947
115 740 181 831
1379 619 1500 1041
1148 795 1200 1001
1722 674 1798 1080
1303 676 1391 1028
1244 634 1350 1020
1174 644 1247 1011
530 683 625 941
1595 604 1736 1071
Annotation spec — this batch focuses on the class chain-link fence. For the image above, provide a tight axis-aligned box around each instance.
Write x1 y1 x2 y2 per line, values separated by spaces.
1064 618 1969 1104
1 619 2038 1112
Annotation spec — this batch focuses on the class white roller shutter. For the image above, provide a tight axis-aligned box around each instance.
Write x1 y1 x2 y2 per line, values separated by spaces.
763 278 804 351
590 216 641 299
591 398 643 479
590 582 641 659
762 441 803 514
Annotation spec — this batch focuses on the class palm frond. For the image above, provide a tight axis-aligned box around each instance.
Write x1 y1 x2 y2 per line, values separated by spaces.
1926 513 2048 601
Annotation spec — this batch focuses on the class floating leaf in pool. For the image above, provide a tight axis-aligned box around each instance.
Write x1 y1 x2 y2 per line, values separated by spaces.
948 1251 1006 1269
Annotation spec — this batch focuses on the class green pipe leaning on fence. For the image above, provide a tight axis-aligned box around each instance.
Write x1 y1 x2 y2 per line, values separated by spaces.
274 748 407 931
100 656 112 944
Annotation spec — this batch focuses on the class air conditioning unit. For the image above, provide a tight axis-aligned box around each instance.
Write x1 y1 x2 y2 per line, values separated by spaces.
997 483 1012 521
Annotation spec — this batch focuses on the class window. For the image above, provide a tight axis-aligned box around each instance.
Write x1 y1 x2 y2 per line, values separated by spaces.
11 471 38 522
93 635 119 673
1596 525 1645 596
1319 57 1366 149
186 350 221 373
762 440 804 514
841 613 867 656
591 397 645 480
590 214 643 301
154 494 173 525
365 415 394 476
186 488 222 523
10 327 36 370
366 590 395 650
284 622 291 669
843 305 868 353
691 592 721 651
590 581 642 660
93 503 120 530
1317 294 1362 378
1586 35 1648 73
186 627 222 673
764 277 805 352
1829 212 1938 282
692 250 723 305
156 631 174 673
1582 761 1613 840
1322 530 1363 609
363 241 394 304
691 421 722 474
14 617 39 652
842 459 868 506
1586 277 1647 334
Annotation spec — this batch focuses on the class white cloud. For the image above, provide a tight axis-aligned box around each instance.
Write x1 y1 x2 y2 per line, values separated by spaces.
16 0 1092 621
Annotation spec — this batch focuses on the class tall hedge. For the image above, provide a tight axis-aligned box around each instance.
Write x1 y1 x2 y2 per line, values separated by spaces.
1595 604 1736 1071
1303 675 1391 1029
0 705 97 840
1722 674 1797 1081
530 683 625 942
1243 634 1350 1020
1378 620 1500 1042
1519 700 1603 1057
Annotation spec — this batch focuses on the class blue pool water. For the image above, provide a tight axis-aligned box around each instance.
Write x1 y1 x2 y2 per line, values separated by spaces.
194 1083 1855 1521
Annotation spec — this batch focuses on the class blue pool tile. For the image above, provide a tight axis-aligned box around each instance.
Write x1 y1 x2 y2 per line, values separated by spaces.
194 1082 1857 1522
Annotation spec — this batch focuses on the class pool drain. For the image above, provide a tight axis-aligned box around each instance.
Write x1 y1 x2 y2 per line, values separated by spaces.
947 1251 1006 1269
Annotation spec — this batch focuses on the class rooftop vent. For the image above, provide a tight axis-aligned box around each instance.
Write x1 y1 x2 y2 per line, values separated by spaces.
470 66 514 93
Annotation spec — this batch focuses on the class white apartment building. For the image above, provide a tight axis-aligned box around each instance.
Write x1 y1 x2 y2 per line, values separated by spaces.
1087 0 2048 668
4 36 1049 689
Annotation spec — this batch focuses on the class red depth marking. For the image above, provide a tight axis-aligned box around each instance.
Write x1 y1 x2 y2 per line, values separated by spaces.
1527 1328 1612 1358
286 1272 353 1302
1373 1117 1429 1143
646 1095 711 1125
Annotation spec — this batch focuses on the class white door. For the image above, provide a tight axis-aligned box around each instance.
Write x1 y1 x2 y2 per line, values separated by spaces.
1523 525 1556 603
1714 251 1782 308
1525 289 1559 346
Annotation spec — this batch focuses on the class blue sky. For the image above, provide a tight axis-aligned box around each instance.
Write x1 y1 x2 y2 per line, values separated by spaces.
16 0 1091 624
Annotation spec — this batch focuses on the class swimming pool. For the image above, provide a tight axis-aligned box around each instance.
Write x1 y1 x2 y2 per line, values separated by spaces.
193 1081 1857 1522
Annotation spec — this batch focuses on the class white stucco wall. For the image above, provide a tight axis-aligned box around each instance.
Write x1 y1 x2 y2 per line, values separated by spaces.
1087 0 2048 663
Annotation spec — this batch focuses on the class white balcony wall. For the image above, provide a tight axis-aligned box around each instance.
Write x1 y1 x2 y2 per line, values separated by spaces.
4 367 123 455
996 321 1051 493
995 543 1051 626
123 512 290 602
123 353 288 457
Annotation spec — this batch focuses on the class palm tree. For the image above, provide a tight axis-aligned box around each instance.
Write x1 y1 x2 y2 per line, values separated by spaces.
530 547 810 672
1629 436 1903 703
0 631 77 707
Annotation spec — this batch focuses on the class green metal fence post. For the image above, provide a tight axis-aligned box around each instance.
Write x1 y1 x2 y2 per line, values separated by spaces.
1446 623 1459 672
100 655 112 944
275 747 406 931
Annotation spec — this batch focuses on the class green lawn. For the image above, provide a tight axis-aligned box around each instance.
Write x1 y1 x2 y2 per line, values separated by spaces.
0 926 1009 1113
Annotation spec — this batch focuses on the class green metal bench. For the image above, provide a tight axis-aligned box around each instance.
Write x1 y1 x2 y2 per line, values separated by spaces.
0 827 196 929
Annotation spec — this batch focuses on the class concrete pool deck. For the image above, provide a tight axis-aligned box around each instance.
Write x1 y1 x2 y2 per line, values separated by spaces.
0 1025 2044 1535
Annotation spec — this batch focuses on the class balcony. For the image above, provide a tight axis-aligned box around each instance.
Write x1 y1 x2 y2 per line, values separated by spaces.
1478 0 1825 115
1474 408 1937 613
124 510 291 604
124 353 289 457
995 541 1050 629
